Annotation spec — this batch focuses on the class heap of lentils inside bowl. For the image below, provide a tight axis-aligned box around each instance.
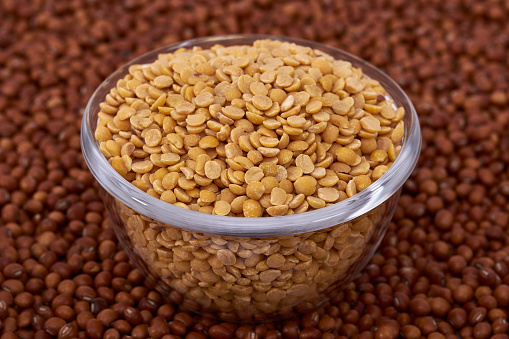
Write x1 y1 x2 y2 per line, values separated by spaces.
94 39 405 218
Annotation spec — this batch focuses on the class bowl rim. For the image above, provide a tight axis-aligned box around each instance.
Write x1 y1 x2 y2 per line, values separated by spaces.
81 34 421 237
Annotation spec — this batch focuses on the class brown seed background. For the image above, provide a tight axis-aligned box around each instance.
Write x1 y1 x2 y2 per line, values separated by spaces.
1 0 509 338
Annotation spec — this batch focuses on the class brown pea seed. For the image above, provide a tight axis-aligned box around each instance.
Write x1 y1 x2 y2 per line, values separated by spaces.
4 0 505 332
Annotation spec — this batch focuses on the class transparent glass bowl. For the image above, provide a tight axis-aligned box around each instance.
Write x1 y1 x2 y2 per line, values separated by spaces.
81 34 421 322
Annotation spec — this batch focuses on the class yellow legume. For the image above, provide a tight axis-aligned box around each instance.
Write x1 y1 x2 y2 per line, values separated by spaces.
96 39 405 218
243 199 263 218
293 176 317 196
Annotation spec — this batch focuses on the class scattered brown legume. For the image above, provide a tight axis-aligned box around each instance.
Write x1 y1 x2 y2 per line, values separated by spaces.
1 0 509 337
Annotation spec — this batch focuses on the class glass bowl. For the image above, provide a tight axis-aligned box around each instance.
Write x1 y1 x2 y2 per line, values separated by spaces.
81 34 421 322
